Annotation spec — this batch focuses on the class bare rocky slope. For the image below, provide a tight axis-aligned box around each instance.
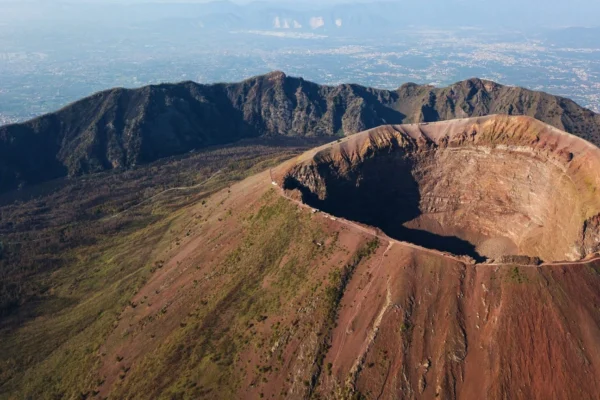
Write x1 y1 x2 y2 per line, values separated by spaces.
1 71 599 193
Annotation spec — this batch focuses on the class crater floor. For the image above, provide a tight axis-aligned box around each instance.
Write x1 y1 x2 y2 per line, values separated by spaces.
278 115 600 263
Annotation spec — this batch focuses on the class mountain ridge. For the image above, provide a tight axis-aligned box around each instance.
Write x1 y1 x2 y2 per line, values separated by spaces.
1 71 599 194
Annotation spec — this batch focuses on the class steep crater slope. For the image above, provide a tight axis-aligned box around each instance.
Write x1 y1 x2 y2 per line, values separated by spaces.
280 115 600 262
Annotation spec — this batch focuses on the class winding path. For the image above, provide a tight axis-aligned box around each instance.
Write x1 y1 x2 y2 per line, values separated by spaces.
105 169 223 220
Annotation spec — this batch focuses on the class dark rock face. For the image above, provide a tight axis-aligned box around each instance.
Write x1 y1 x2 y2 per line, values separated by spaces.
1 71 599 193
583 214 600 255
495 255 543 265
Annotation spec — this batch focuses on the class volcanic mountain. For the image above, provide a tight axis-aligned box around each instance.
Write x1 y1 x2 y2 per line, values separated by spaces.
4 115 600 399
1 71 599 194
99 116 600 399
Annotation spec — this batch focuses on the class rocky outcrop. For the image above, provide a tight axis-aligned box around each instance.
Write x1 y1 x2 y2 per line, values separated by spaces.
1 72 599 193
583 214 600 255
494 255 543 265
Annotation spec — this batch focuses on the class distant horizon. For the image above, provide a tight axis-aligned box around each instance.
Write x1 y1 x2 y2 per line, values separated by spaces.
1 0 599 29
1 0 598 123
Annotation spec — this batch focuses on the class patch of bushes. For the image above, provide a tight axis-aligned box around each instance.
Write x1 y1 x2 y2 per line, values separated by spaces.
508 267 527 283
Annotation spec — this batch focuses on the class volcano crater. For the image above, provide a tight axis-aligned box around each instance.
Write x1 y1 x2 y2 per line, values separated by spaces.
281 116 600 263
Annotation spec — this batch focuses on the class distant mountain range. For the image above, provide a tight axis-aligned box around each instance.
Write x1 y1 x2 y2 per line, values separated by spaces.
1 71 599 194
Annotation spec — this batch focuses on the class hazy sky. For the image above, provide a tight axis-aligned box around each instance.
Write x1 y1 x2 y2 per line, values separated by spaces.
0 0 593 3
0 0 598 28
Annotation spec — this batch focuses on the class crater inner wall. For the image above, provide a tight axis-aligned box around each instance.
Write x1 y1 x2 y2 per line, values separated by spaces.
284 142 597 262
410 146 582 261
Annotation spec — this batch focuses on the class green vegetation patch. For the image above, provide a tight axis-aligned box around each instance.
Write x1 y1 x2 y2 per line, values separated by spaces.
112 194 325 399
507 266 528 284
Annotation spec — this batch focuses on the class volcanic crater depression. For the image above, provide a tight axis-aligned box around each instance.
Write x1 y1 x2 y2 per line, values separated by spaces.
279 115 600 263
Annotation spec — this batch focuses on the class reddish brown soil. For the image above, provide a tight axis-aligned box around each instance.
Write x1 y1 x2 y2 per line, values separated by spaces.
318 244 600 399
95 117 600 399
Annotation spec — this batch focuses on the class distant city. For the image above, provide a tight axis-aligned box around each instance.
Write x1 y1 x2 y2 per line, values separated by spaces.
1 2 599 125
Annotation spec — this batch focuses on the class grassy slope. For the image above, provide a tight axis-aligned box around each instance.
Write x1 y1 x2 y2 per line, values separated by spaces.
0 142 312 399
106 188 379 399
112 191 323 398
